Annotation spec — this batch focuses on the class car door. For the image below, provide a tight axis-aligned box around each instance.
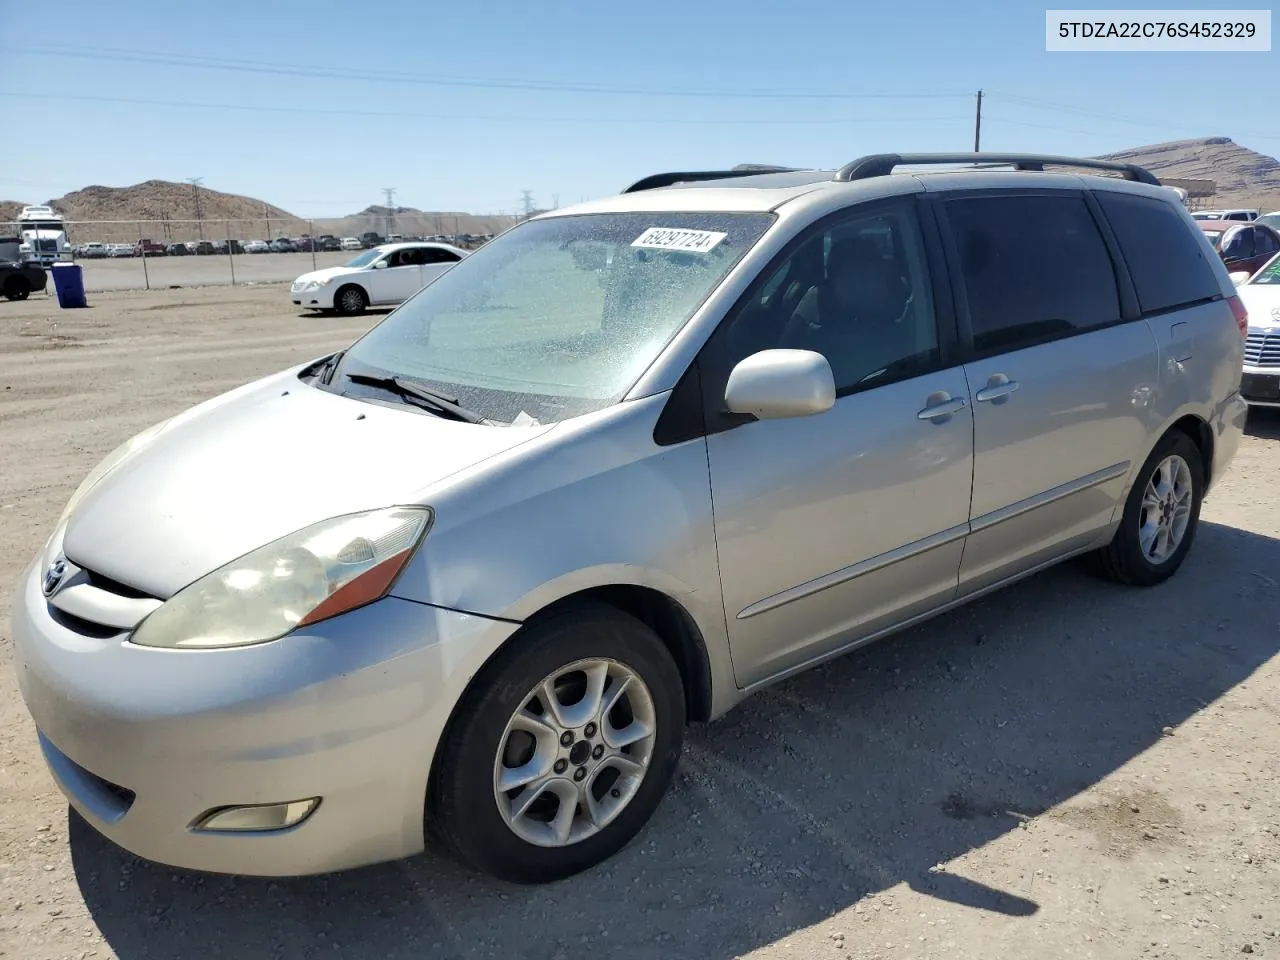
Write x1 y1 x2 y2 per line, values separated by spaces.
420 246 463 287
699 197 974 688
933 189 1159 594
367 250 423 304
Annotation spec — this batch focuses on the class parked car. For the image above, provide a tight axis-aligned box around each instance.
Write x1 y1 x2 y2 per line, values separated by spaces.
243 239 270 254
211 239 244 255
134 240 167 257
1233 250 1280 408
1 260 46 300
340 236 361 251
79 242 108 259
107 243 134 258
190 240 216 256
13 153 1248 885
290 242 467 313
1199 220 1280 279
271 237 296 253
1257 211 1280 232
166 242 189 256
359 231 383 249
317 235 342 252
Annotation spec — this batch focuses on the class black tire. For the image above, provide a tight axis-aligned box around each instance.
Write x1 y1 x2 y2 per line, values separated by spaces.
1092 430 1204 586
3 279 30 301
333 284 367 316
429 602 685 884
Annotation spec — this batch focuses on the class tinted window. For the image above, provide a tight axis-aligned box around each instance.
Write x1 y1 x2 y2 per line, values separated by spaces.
708 200 940 395
1222 228 1255 260
423 247 462 264
945 194 1120 355
1255 228 1279 256
1096 191 1222 313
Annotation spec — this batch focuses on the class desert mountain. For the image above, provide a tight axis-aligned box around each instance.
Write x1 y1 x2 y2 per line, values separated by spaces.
1098 137 1280 212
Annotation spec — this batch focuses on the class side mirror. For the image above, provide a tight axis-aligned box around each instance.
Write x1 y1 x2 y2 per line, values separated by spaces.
373 260 388 269
1230 270 1252 285
725 349 835 420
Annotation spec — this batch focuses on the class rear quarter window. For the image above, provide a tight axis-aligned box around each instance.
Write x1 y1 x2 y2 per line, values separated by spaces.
1094 191 1222 314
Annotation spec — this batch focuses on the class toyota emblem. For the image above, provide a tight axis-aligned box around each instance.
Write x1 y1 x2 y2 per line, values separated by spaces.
42 559 67 597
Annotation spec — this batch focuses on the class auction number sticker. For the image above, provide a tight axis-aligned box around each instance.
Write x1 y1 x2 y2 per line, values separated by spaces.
631 227 728 253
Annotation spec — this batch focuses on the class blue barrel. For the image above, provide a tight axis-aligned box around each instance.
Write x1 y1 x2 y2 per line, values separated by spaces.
50 262 88 308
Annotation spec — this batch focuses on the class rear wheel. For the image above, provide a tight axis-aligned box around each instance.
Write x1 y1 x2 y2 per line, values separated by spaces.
429 603 685 883
1093 431 1204 586
3 278 29 301
333 284 367 315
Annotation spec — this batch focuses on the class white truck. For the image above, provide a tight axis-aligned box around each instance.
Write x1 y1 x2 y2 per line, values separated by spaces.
15 205 71 266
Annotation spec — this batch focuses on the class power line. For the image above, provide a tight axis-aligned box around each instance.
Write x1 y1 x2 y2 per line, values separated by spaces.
984 91 1280 142
3 43 971 102
0 91 965 127
383 188 396 236
186 176 204 239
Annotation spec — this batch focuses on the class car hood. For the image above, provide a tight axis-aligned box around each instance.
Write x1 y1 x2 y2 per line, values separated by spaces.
294 266 358 285
62 369 554 599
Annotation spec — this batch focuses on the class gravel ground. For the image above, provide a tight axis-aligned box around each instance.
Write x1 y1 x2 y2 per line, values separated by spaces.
1 285 1279 960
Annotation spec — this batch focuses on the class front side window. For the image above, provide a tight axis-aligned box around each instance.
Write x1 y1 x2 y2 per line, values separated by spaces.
944 193 1121 355
1222 228 1255 260
335 212 775 423
706 199 941 396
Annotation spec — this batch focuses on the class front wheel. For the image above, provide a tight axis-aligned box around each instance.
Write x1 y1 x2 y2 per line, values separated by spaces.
1093 431 1204 586
3 279 30 301
429 603 685 883
333 284 367 315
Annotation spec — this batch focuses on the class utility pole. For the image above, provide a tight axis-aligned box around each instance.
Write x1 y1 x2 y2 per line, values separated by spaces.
551 193 560 209
520 190 535 219
382 188 396 237
187 177 205 239
263 201 272 241
973 89 983 153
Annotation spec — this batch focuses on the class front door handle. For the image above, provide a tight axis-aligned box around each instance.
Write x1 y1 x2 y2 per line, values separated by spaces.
917 393 967 421
975 374 1020 403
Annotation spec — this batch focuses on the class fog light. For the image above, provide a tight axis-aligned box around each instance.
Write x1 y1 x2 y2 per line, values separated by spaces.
194 798 320 833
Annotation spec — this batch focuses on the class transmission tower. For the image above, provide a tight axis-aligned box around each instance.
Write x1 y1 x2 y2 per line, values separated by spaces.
187 177 205 239
520 190 536 219
383 188 396 236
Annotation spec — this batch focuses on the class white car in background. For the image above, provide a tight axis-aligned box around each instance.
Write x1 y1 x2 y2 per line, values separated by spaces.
1235 251 1280 409
291 242 468 314
340 237 361 251
107 244 134 258
243 239 270 254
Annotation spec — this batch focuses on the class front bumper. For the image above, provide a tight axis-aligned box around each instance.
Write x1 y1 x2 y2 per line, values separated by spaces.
1240 365 1280 408
12 556 519 876
291 284 335 310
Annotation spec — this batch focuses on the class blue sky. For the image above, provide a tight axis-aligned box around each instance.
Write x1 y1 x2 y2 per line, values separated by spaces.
3 0 1276 217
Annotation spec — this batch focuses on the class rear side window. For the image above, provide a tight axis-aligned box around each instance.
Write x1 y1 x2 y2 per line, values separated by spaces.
944 194 1121 355
1095 191 1222 314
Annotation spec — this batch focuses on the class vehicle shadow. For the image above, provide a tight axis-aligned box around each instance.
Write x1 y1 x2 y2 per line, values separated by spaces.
1245 406 1280 440
69 519 1280 960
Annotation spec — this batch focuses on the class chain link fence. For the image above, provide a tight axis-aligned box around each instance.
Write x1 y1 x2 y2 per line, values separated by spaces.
2 218 494 293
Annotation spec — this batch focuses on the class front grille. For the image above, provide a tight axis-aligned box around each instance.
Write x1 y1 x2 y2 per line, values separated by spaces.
1245 333 1280 368
47 605 123 639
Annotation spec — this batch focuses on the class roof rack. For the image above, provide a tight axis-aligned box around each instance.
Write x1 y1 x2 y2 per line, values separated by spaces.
623 165 798 193
832 152 1160 186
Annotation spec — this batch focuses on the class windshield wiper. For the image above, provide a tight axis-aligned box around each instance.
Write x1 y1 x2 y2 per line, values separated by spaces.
344 372 486 424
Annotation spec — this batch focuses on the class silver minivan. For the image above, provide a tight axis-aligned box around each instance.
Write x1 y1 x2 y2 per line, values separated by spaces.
13 153 1249 883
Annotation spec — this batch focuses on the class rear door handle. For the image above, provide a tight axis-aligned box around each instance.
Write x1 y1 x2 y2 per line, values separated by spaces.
975 374 1019 403
917 394 967 421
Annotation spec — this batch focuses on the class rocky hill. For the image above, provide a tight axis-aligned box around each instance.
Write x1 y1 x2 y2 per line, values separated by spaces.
0 183 517 244
1098 137 1280 212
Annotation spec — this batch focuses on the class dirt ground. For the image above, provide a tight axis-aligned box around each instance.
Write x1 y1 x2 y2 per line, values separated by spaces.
1 285 1279 960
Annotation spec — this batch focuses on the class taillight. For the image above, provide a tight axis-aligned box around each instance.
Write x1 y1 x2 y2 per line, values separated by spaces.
1228 295 1248 338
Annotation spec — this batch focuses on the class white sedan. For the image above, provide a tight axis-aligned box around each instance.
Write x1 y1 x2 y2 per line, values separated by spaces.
290 242 467 314
340 237 361 251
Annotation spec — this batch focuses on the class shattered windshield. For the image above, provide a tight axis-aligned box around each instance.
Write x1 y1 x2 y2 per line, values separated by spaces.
334 211 775 424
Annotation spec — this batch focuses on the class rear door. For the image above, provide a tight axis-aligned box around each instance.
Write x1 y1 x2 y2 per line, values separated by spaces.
933 189 1159 594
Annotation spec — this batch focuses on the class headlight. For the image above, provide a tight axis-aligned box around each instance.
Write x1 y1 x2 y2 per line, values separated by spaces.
302 280 324 291
130 506 432 650
57 418 172 529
